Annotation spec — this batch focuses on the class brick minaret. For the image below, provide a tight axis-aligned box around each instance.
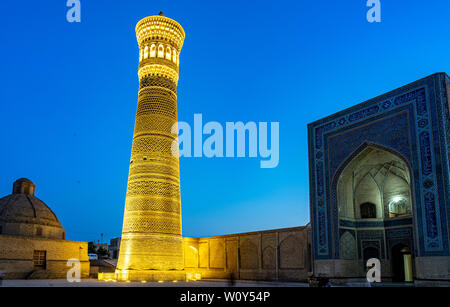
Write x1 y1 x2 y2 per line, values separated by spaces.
116 12 185 281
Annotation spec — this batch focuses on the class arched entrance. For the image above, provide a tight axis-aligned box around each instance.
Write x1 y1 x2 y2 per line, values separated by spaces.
363 247 379 261
391 244 412 282
363 247 379 271
334 143 416 280
336 145 412 220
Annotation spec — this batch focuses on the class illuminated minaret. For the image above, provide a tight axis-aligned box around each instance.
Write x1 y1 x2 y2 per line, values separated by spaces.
116 12 185 280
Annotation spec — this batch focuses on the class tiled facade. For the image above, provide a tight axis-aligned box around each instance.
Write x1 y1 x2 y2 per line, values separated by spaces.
308 73 450 280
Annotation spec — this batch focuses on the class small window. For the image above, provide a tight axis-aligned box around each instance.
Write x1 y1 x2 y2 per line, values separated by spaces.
360 202 376 219
33 250 46 268
389 197 407 218
172 50 177 64
0 225 3 234
165 47 171 60
150 44 156 57
158 45 164 58
36 227 42 236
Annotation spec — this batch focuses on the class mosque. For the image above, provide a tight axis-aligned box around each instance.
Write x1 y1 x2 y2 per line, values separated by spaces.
308 72 450 282
105 69 450 284
0 12 448 284
108 12 449 283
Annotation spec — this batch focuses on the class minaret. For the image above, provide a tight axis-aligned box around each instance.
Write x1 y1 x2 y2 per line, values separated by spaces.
115 12 185 281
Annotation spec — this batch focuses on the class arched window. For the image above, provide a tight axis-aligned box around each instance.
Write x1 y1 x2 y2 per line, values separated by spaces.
143 45 149 59
158 44 164 58
389 197 407 217
360 202 376 219
165 46 171 60
150 44 156 57
139 48 143 62
172 50 177 64
177 54 180 66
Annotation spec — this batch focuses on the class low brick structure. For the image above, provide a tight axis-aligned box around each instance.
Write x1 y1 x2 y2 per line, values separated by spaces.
0 178 89 279
183 225 312 281
0 234 89 279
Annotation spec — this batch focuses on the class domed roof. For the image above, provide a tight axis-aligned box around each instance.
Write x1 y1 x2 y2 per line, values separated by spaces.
15 178 33 184
0 178 62 228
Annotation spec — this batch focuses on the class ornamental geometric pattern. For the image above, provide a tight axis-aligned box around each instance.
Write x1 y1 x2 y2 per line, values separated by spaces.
135 15 185 51
138 64 179 85
139 76 177 93
131 135 176 156
124 197 181 214
116 14 185 273
129 163 180 181
134 114 178 137
126 180 180 198
339 231 356 260
122 213 181 235
136 88 178 118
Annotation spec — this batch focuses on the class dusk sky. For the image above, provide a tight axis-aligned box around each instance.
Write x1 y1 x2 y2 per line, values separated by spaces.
1 0 449 243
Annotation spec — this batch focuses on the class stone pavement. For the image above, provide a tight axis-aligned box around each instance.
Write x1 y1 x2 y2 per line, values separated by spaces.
2 279 442 287
0 279 310 287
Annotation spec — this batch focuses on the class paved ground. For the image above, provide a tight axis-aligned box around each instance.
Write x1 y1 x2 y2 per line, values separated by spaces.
0 279 310 287
1 279 443 287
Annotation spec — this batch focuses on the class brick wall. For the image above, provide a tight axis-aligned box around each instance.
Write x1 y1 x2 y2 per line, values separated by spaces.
183 226 312 281
0 234 89 279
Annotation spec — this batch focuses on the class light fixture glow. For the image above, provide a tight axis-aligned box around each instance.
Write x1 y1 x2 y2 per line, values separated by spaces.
392 196 403 203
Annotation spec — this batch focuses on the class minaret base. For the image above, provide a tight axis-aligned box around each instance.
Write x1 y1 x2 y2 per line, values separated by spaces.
98 270 201 282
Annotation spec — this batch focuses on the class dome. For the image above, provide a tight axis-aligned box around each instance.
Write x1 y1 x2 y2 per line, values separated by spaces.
15 177 33 184
0 178 65 239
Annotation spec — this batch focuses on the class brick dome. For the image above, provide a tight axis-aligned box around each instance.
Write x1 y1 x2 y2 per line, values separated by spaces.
0 178 65 239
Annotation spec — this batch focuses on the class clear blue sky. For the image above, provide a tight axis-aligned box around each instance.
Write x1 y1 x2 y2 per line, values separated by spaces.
0 0 449 243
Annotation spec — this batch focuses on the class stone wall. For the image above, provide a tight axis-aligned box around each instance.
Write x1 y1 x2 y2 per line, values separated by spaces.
183 226 312 281
0 234 90 279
